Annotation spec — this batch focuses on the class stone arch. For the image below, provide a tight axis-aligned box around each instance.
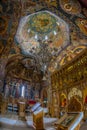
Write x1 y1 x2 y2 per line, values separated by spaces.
5 54 24 78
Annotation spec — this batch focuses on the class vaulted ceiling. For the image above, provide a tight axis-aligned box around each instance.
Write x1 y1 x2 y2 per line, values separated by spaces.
0 0 87 84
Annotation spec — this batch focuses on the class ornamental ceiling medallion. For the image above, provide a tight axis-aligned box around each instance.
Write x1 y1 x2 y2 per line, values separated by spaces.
15 11 69 73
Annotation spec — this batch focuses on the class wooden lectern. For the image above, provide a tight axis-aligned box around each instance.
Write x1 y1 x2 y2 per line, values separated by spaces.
19 101 26 121
56 112 83 130
32 102 44 130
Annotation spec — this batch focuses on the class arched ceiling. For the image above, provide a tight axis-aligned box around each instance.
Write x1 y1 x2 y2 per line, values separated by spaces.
15 11 69 55
0 0 87 80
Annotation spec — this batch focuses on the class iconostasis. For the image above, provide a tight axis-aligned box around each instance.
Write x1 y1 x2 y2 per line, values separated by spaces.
68 87 82 112
59 92 67 117
83 87 87 118
51 48 87 118
83 88 87 105
52 91 59 117
60 92 67 108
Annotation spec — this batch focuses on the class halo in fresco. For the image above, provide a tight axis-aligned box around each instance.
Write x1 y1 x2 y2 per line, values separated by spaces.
15 11 69 55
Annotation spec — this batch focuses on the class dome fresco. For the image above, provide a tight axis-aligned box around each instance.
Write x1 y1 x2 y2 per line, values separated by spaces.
28 11 57 34
15 11 69 55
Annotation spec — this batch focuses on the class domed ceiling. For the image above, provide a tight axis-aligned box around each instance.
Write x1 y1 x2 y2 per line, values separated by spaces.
15 11 69 55
0 0 87 84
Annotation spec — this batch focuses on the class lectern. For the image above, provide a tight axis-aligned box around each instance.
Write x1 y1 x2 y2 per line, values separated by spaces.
56 112 83 130
19 101 26 120
32 102 44 130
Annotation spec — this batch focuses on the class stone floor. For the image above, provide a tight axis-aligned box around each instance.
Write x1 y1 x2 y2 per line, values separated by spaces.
0 122 87 130
80 121 87 130
0 112 57 130
0 113 87 130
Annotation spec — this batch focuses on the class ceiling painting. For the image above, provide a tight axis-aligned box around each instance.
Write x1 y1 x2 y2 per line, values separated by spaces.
44 0 57 7
82 8 87 18
57 45 86 67
0 16 8 36
0 41 4 55
75 18 87 36
59 0 81 15
15 11 69 55
0 0 87 80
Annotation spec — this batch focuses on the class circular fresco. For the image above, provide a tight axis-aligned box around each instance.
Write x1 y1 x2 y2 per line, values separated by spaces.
28 12 57 34
15 11 69 55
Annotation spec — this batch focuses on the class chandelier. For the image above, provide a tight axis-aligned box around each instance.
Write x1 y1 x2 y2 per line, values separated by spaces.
15 11 69 75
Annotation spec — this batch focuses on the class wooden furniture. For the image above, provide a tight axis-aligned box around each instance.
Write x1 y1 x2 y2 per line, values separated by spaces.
18 101 26 120
52 91 59 117
31 102 44 130
1 99 8 114
57 112 83 130
13 104 18 113
33 107 44 130
7 97 18 113
0 94 2 113
58 124 80 130
51 48 87 117
7 103 13 112
68 96 82 112
84 104 87 120
25 105 30 115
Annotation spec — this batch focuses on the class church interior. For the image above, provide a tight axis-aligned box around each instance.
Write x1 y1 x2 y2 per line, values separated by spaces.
0 0 87 130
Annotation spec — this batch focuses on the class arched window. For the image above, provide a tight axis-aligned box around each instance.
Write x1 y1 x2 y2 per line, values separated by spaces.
21 86 25 98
